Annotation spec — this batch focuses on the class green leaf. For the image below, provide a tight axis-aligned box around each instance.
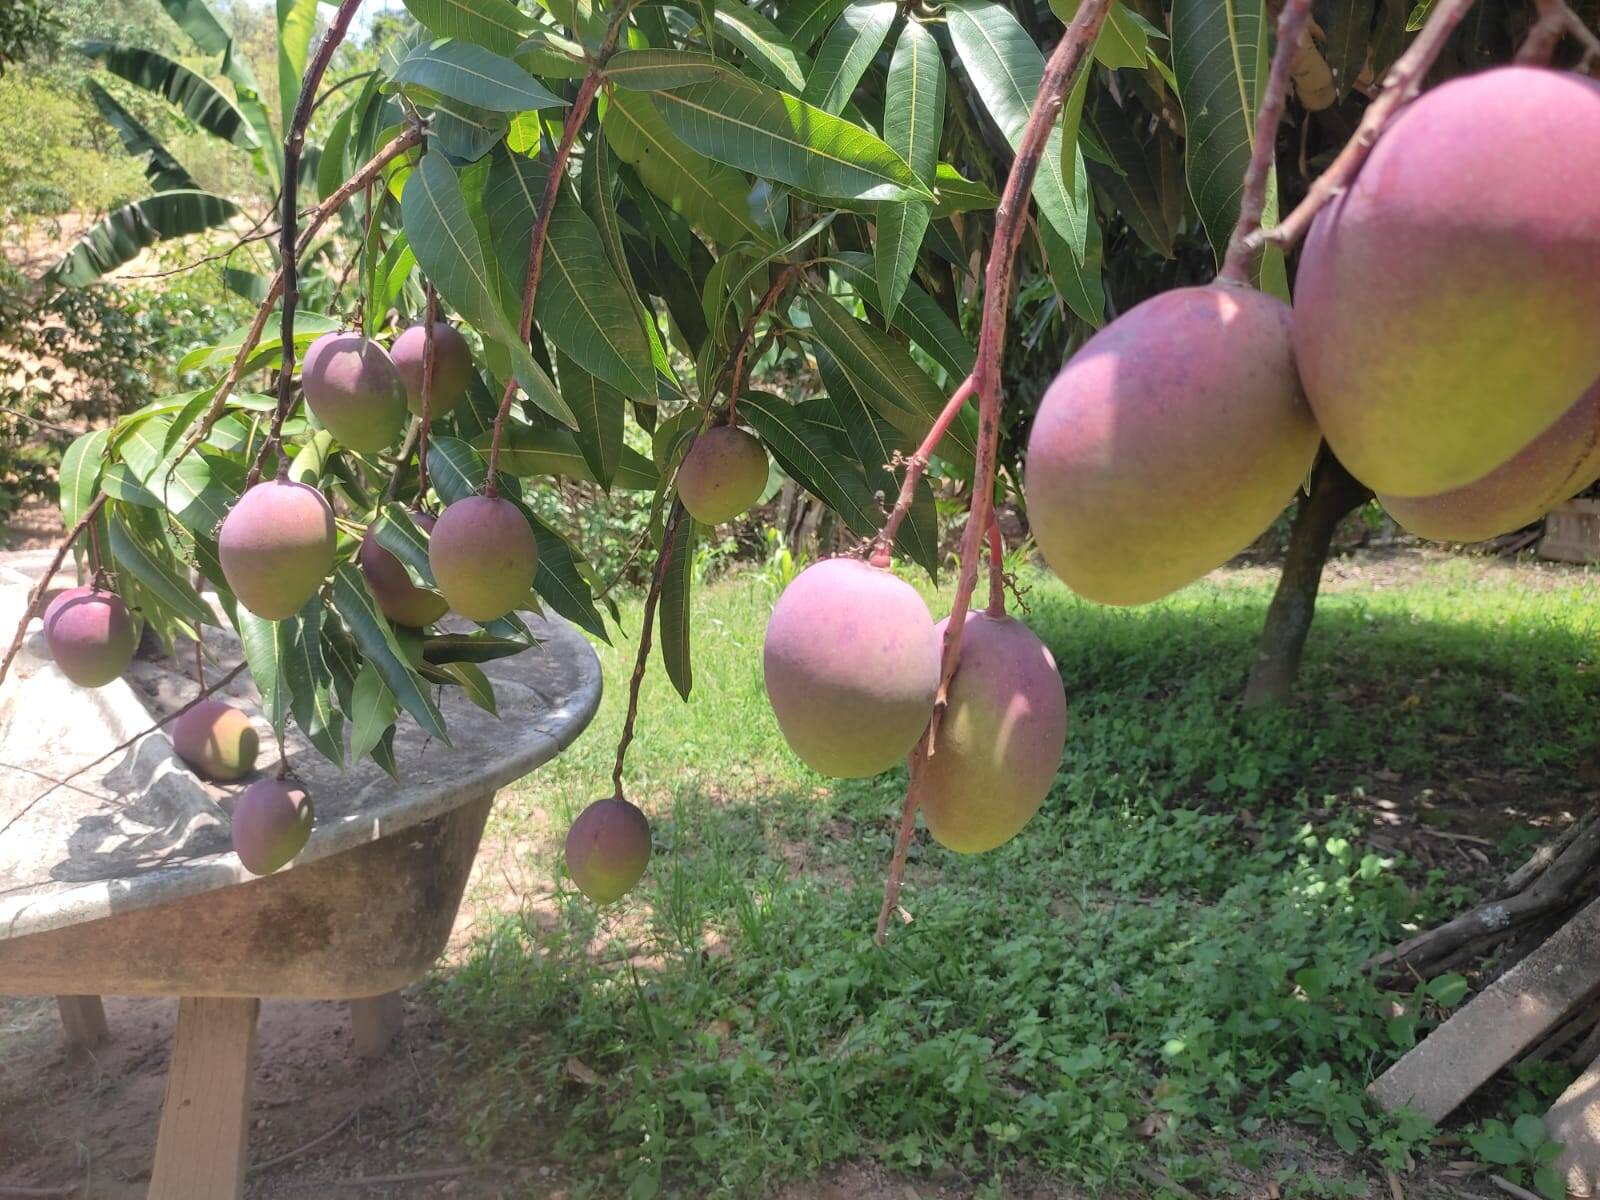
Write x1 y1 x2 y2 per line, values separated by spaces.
284 597 345 766
107 510 214 628
238 607 294 734
805 291 975 471
740 391 883 535
84 42 259 150
829 252 975 382
1171 0 1285 277
331 563 452 744
606 48 727 90
484 148 655 398
154 0 276 176
1084 91 1179 259
349 662 398 763
276 0 319 129
712 2 809 91
59 429 111 531
557 351 625 489
1535 1165 1567 1200
946 0 1088 257
650 74 932 202
402 0 534 55
876 17 944 320
391 40 567 111
417 92 511 161
1039 205 1106 327
441 660 498 713
1426 972 1469 1008
602 88 779 246
99 464 160 508
777 0 852 51
371 503 438 588
931 163 999 216
478 424 658 489
401 151 576 426
1050 0 1152 68
317 91 360 202
803 1 896 115
1514 1113 1548 1152
658 514 697 700
422 632 530 663
49 192 240 285
1324 0 1377 97
86 81 196 191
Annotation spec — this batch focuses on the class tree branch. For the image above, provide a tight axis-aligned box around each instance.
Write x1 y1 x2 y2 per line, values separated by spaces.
610 500 686 797
1517 0 1600 72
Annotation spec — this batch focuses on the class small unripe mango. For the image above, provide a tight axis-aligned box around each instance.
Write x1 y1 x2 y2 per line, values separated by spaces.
427 495 538 623
171 699 260 781
565 797 651 903
219 479 336 620
763 558 939 778
677 426 769 524
1381 381 1600 543
359 511 449 628
301 331 409 453
1294 66 1600 496
231 777 313 875
391 322 473 418
1025 284 1319 605
920 613 1067 854
42 586 137 687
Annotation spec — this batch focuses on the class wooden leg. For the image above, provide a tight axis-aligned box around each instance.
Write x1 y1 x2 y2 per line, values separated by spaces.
149 997 259 1200
56 994 109 1052
349 990 404 1059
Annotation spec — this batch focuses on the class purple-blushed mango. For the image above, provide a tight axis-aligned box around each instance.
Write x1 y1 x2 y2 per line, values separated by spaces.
360 510 449 628
1294 66 1600 497
231 777 313 875
677 426 769 524
301 331 409 452
564 797 651 903
219 479 337 620
171 699 260 781
920 613 1068 854
763 558 940 778
1025 284 1319 606
42 586 137 687
391 322 473 418
427 495 538 623
1381 380 1600 542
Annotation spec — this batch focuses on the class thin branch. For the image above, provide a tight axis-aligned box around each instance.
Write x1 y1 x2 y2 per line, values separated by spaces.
249 0 367 489
1517 0 1600 71
874 739 927 941
869 374 975 568
418 283 438 503
1219 0 1316 283
0 493 105 688
986 510 1006 617
610 501 686 797
1248 0 1478 253
486 3 634 493
722 265 799 421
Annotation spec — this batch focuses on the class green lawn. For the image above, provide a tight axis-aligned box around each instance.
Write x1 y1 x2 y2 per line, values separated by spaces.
431 552 1600 1199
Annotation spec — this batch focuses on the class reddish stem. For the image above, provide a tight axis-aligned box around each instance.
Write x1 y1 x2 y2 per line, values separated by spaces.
869 374 976 568
1219 0 1316 283
986 512 1006 617
873 739 927 941
723 266 799 422
1517 0 1600 71
418 284 438 503
610 501 687 797
0 493 107 687
1248 0 1477 253
487 7 633 491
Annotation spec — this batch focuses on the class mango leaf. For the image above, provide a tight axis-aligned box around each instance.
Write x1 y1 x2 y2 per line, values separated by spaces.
441 660 498 713
1049 0 1153 69
1084 91 1179 259
556 351 625 489
479 424 658 489
276 0 319 129
108 510 214 628
740 391 882 534
284 596 345 766
162 450 244 543
237 608 294 735
931 163 1000 216
1324 0 1378 97
371 503 438 588
484 148 655 398
86 82 196 191
50 192 240 285
422 632 529 663
402 0 534 54
83 42 258 149
658 514 697 700
777 0 852 51
1039 205 1106 327
649 74 932 202
876 16 944 321
602 88 778 246
829 252 975 382
946 0 1088 259
606 47 727 90
59 429 111 530
1171 0 1287 283
712 2 808 91
803 1 896 114
391 40 566 111
400 152 575 426
805 292 975 471
99 464 160 508
348 662 398 763
417 92 511 161
332 562 451 744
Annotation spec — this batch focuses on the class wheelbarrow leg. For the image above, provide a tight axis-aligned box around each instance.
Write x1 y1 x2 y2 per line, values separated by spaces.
56 994 109 1052
350 990 404 1059
149 997 259 1200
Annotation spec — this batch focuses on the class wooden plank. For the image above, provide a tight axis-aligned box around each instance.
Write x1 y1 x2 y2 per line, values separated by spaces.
1540 499 1600 564
349 991 404 1059
1372 896 1600 1122
149 997 259 1200
55 994 108 1052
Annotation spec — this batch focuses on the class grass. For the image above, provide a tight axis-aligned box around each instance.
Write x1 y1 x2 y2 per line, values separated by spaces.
429 551 1600 1199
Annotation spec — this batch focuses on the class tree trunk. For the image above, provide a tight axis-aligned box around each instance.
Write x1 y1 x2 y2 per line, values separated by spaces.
1243 449 1371 707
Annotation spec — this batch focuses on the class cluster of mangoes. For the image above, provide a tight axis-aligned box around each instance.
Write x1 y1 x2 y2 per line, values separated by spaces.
761 65 1600 857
